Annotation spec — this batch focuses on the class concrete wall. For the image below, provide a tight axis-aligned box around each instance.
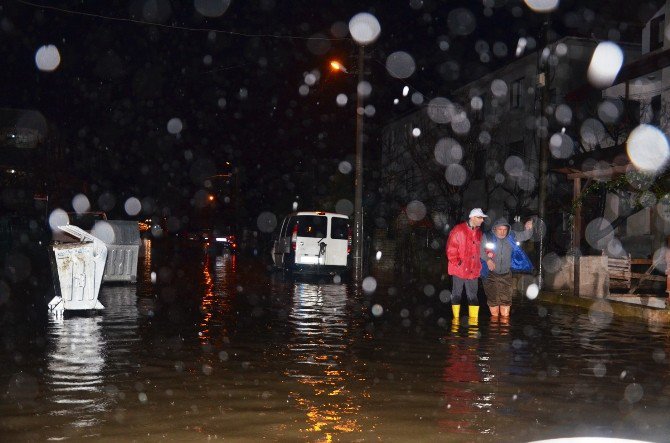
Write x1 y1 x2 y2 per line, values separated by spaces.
543 255 609 298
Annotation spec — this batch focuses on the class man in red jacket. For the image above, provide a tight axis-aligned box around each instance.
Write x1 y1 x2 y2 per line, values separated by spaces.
446 208 487 323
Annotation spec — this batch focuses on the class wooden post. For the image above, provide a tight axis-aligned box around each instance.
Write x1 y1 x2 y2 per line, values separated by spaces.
573 177 582 297
666 236 670 298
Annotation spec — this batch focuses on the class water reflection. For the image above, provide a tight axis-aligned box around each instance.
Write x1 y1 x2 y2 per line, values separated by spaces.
136 238 153 298
286 281 361 439
440 332 493 436
47 314 106 428
45 284 139 434
199 253 237 347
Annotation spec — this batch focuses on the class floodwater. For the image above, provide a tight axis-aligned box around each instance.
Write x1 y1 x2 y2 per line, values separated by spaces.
1 239 670 442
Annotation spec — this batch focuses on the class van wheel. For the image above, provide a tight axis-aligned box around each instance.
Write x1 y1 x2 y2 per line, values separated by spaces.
282 253 295 275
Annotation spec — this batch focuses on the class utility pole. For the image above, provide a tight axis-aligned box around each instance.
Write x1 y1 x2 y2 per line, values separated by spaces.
353 44 365 283
537 17 551 290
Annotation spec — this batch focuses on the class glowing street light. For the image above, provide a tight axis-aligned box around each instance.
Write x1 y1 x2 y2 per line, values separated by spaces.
330 60 348 73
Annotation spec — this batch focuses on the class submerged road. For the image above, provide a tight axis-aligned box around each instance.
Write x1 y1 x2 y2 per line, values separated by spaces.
1 238 669 441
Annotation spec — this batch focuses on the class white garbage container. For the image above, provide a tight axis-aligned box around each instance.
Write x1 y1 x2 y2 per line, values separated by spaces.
48 225 107 313
103 220 141 283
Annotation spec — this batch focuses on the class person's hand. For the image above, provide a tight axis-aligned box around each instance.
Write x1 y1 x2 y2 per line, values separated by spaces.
525 220 533 231
487 258 496 271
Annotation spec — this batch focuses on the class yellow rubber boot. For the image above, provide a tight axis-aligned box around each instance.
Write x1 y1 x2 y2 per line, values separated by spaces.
452 304 460 319
468 305 479 337
451 305 460 332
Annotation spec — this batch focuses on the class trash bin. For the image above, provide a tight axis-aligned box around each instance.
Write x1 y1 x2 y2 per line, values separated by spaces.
48 225 107 313
103 221 141 283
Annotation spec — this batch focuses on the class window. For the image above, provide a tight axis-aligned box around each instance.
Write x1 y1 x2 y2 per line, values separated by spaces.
650 15 665 52
296 215 327 238
330 218 350 240
510 78 523 109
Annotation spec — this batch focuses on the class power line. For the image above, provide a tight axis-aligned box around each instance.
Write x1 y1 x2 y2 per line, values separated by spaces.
16 0 350 42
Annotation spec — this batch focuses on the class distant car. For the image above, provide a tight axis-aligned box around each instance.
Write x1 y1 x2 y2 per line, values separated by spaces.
209 227 238 254
179 227 237 254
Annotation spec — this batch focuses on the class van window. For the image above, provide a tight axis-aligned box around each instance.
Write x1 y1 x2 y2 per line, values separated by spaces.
296 215 327 238
330 218 349 240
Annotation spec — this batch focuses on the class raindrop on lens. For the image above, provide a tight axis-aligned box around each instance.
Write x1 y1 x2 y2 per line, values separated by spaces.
624 383 643 403
256 212 277 233
167 118 183 135
580 118 605 147
358 81 372 97
335 199 354 216
447 8 476 36
554 104 572 125
593 362 607 377
491 79 508 98
386 51 416 79
524 0 559 12
194 0 231 17
587 41 624 88
470 96 483 110
439 289 451 303
426 97 453 124
349 12 381 45
412 92 424 105
445 164 467 186
363 276 378 293
504 156 525 177
652 349 666 363
336 93 348 106
72 194 91 214
35 44 61 71
626 124 670 173
124 197 142 216
371 303 383 316
588 299 614 328
585 218 614 250
304 72 317 86
406 200 427 221
526 283 539 300
598 100 621 123
92 221 115 244
339 161 352 174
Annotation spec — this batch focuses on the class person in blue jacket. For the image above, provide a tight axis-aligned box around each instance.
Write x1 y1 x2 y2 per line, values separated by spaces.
480 217 533 319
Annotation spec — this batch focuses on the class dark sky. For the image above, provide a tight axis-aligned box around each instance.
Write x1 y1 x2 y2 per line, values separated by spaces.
1 0 664 226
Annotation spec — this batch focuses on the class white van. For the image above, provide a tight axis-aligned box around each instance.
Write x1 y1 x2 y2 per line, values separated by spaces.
272 211 351 275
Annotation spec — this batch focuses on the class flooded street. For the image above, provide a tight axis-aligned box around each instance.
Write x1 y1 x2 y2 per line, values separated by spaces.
2 240 670 442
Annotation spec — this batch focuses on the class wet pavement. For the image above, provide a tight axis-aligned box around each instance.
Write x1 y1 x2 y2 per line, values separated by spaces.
1 238 670 442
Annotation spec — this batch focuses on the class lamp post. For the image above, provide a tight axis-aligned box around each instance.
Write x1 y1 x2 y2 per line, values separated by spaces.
330 48 369 283
344 13 381 283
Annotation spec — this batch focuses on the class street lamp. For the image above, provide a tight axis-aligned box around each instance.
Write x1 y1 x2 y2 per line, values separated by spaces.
331 13 380 283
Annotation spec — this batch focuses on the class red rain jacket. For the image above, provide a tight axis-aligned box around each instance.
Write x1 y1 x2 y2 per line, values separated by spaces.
446 221 483 279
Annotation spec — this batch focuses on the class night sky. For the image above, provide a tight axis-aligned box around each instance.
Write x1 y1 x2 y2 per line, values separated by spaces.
1 0 664 230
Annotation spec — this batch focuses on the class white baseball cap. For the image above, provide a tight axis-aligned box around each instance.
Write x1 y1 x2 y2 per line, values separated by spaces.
468 208 488 218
